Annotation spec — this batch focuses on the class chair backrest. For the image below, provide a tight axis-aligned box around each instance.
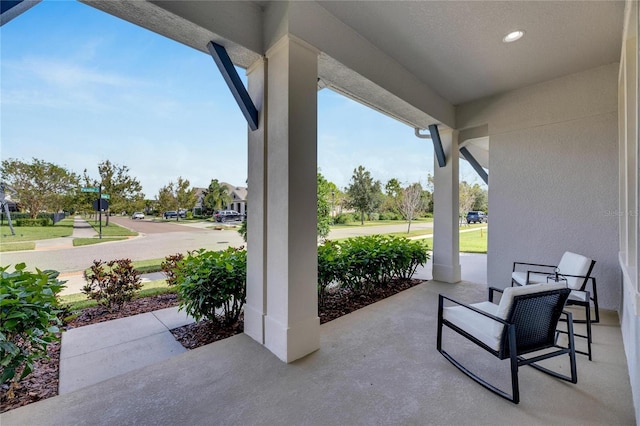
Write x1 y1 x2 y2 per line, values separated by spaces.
557 251 595 290
505 286 570 355
493 283 569 356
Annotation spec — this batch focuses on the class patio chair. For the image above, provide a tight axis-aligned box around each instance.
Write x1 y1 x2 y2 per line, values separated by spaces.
511 251 598 360
437 283 577 404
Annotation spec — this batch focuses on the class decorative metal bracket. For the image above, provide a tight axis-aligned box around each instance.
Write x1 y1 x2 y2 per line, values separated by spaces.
459 146 488 184
207 41 259 131
428 124 447 167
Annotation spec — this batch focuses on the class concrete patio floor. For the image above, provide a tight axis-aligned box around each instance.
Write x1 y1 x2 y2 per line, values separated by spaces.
2 277 635 425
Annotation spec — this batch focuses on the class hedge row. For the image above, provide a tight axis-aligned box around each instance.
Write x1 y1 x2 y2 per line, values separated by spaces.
14 218 53 227
318 235 429 304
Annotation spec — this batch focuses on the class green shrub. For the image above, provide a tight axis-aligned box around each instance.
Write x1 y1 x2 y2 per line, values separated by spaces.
15 218 52 227
368 213 380 221
82 259 142 311
379 212 400 220
317 241 344 306
318 236 430 295
175 247 246 325
186 211 193 219
333 213 352 224
161 253 184 286
0 264 65 394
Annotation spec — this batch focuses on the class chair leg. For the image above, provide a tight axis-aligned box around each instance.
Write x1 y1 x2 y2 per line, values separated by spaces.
591 279 599 323
585 301 592 361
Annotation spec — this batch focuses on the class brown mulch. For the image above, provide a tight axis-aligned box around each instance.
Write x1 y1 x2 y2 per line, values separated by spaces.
1 278 423 413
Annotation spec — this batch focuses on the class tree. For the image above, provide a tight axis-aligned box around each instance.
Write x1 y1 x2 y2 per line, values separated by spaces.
156 182 178 216
317 172 332 241
459 181 477 225
0 158 79 218
175 177 198 214
202 179 230 217
346 165 382 225
97 160 145 214
156 177 198 220
82 161 144 216
397 182 424 233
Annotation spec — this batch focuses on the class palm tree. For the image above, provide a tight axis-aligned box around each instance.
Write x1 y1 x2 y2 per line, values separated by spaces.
202 179 231 218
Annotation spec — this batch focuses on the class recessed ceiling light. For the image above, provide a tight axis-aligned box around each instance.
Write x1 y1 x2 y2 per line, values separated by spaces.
503 30 525 43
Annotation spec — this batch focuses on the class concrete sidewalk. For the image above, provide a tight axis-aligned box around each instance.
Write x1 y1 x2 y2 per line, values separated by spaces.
59 306 194 394
34 216 97 250
56 254 487 395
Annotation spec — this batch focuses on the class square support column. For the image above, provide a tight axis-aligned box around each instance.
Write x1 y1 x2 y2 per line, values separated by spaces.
432 129 462 283
259 36 320 362
244 58 267 344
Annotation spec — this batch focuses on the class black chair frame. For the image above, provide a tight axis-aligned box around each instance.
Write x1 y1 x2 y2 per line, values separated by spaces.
511 260 599 323
437 287 577 404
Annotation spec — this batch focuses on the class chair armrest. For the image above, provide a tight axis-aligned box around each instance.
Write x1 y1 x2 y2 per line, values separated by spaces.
512 261 556 272
488 287 503 303
439 294 508 325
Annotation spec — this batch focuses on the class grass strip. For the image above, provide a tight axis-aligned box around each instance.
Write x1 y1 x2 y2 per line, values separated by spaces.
0 217 74 243
0 241 36 252
73 237 128 247
59 279 175 311
88 220 138 237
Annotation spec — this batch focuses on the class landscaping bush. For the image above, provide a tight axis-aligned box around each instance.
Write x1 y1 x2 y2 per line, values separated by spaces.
174 247 246 325
14 218 52 227
367 213 380 221
82 259 142 311
161 253 184 286
317 241 344 306
318 235 430 296
0 264 65 395
379 212 401 221
333 213 352 224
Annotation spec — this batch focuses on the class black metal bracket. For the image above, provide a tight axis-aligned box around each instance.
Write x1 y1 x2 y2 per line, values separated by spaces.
207 41 259 131
428 124 446 167
459 146 488 184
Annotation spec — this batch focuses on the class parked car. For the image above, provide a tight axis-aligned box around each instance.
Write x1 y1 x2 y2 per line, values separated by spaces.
215 210 242 222
466 211 487 224
163 210 186 219
131 212 145 220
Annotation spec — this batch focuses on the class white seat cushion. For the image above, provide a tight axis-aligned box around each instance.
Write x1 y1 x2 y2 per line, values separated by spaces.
557 252 593 290
512 271 551 286
443 301 502 351
568 289 589 302
444 283 567 351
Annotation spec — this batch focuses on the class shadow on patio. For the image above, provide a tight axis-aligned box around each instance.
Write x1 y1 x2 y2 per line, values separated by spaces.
2 279 635 425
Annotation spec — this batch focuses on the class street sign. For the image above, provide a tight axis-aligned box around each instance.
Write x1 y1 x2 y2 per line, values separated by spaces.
92 199 109 211
101 194 110 199
81 187 99 193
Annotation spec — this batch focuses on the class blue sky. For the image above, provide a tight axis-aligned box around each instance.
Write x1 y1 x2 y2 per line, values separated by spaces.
1 0 480 198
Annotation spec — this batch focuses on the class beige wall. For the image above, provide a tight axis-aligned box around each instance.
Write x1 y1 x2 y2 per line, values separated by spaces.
457 63 620 311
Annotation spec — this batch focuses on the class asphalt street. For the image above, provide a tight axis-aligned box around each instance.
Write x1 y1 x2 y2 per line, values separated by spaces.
0 217 436 275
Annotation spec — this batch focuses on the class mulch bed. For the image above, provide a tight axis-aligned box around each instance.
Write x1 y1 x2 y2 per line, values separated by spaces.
1 278 423 413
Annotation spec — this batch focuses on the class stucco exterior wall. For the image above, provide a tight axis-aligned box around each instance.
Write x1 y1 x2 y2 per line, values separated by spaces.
457 63 620 310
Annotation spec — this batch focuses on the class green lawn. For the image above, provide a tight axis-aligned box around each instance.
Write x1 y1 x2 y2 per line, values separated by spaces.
331 218 433 228
0 217 75 251
0 217 74 242
73 237 128 247
60 279 174 310
419 227 488 253
88 220 138 237
0 241 36 252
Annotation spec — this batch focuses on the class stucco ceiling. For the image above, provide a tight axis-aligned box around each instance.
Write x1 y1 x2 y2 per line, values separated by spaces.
317 1 624 106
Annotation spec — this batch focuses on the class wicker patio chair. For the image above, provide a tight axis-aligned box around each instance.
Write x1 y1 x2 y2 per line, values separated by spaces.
512 251 597 360
437 283 577 404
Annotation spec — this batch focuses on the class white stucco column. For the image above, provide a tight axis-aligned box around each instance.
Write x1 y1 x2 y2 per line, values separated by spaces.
244 58 267 344
263 35 320 362
432 129 461 283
